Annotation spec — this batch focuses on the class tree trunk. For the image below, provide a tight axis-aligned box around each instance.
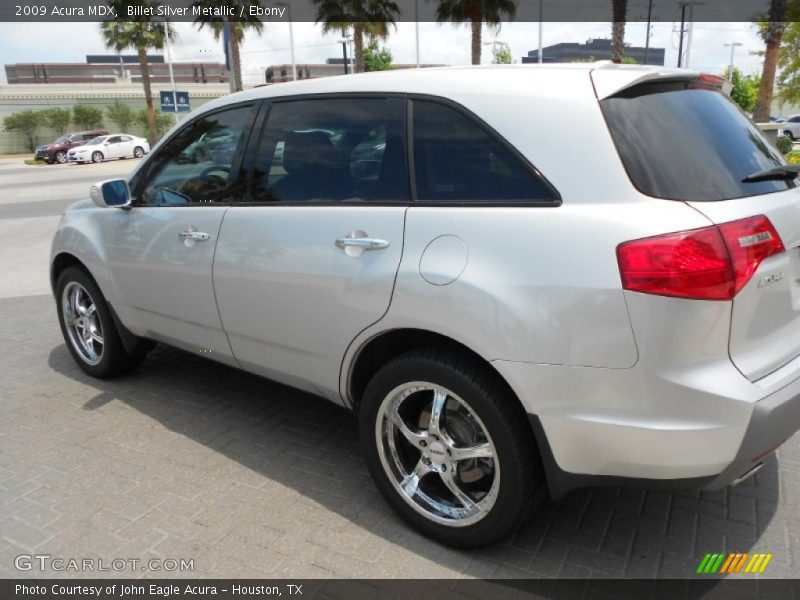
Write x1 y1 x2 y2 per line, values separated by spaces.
754 31 783 122
611 0 627 63
471 19 481 65
138 46 157 143
354 23 365 74
232 24 243 91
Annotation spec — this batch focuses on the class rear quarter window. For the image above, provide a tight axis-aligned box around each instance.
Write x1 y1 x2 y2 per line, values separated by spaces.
601 81 795 201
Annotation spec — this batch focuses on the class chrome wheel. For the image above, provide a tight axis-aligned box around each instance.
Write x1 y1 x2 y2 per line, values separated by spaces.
134 147 144 158
92 151 103 163
61 281 104 366
375 382 500 527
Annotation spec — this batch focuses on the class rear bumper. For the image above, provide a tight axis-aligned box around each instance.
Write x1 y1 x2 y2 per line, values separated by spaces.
495 357 800 500
705 378 800 489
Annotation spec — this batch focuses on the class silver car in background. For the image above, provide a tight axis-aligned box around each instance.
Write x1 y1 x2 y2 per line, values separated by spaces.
50 64 800 548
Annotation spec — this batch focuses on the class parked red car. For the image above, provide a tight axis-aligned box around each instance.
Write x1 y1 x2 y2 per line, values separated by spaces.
35 130 108 164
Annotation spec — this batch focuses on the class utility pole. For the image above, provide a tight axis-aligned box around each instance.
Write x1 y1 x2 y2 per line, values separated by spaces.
415 0 420 68
644 0 653 64
164 23 179 124
677 3 687 67
677 1 704 68
339 39 349 75
538 0 544 63
724 41 743 79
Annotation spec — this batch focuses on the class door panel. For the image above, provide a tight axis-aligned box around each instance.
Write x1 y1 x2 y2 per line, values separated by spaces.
213 96 409 401
213 206 405 398
107 207 235 364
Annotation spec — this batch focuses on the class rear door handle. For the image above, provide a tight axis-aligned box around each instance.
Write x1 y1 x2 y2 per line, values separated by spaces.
179 230 211 242
335 237 389 251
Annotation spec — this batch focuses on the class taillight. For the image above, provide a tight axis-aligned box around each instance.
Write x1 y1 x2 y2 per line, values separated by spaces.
617 215 784 301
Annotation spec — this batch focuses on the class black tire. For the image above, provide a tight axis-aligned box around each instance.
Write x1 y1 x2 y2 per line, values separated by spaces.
56 266 146 378
133 146 144 158
91 151 103 163
359 348 545 548
785 131 794 141
54 151 67 164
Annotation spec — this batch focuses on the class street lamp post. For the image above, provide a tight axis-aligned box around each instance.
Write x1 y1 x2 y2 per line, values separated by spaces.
538 0 543 63
164 22 179 124
724 41 743 79
274 2 296 80
338 38 351 75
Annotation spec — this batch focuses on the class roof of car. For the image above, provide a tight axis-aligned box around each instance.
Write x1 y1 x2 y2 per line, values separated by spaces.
196 63 699 116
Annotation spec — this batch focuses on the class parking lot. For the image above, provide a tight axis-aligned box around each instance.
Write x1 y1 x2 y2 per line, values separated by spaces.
0 156 799 581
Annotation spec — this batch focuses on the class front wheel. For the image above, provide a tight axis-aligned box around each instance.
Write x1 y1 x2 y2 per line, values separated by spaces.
359 350 545 548
54 151 67 164
91 151 103 163
784 131 795 141
56 266 147 378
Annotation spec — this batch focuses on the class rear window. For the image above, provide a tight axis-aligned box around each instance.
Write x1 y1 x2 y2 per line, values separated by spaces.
601 81 795 201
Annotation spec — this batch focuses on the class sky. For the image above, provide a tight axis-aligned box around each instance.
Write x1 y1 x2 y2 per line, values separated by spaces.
0 20 765 86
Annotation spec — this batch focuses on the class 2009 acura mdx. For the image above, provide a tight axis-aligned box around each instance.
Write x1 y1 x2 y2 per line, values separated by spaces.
50 64 800 548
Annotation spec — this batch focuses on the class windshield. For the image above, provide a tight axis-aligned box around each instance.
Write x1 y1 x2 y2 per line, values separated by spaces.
601 81 795 201
86 137 105 145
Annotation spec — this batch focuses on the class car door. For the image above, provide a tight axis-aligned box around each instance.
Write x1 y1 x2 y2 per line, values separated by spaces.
105 102 257 365
213 96 410 401
102 135 121 158
117 135 135 157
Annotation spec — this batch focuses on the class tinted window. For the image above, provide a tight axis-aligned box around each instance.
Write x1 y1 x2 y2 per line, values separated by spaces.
107 136 122 143
250 98 408 203
412 100 556 203
602 82 794 201
139 104 253 206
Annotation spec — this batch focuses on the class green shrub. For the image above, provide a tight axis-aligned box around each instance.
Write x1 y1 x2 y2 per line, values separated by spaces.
777 135 794 155
786 150 800 164
72 104 104 130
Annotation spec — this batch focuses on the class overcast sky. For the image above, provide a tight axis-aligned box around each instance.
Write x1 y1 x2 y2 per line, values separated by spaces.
0 21 764 86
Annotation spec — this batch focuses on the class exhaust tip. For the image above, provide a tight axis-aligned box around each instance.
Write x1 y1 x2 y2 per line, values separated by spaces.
731 463 764 487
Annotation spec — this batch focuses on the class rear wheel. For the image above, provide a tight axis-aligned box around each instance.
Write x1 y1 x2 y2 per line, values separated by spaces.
56 266 147 378
359 349 545 548
91 151 103 163
133 146 144 158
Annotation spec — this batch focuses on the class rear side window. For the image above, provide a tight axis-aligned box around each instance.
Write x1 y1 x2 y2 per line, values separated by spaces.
250 97 409 204
601 82 795 201
412 99 557 204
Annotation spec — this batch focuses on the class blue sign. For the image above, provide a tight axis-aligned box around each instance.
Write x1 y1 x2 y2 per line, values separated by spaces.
160 91 190 113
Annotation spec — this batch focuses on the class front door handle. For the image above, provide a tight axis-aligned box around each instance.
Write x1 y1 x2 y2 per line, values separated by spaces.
335 237 390 251
179 230 211 242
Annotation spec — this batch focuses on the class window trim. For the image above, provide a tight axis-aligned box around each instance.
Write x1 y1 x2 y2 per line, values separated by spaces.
408 94 562 207
130 100 260 208
235 92 411 208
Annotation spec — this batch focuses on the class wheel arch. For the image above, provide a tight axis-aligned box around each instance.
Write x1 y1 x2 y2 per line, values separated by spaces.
347 328 523 417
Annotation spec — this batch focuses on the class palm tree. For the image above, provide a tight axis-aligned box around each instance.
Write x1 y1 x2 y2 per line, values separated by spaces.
610 0 627 63
435 0 516 66
312 0 400 73
101 0 175 143
753 0 789 122
193 0 264 91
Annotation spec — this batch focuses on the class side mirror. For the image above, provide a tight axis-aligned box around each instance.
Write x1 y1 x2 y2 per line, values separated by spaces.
90 179 132 208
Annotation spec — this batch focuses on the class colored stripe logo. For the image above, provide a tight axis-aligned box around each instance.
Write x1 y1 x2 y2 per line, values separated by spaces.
696 552 773 574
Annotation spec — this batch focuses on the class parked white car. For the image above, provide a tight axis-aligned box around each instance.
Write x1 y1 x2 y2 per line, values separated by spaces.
68 134 150 163
779 114 800 140
50 64 800 548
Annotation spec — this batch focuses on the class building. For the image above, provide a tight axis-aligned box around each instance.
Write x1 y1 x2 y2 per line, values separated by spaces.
522 38 665 66
266 58 445 84
5 55 229 85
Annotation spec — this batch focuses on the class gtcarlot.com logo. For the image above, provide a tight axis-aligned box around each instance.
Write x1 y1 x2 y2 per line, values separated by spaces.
696 552 773 575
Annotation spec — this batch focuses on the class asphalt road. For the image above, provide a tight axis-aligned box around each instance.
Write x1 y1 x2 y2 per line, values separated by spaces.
0 156 141 297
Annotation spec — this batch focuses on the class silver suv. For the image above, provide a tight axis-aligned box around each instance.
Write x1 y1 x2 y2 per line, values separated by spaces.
50 64 800 548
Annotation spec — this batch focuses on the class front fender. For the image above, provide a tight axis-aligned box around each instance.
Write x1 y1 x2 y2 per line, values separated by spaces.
50 200 114 304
